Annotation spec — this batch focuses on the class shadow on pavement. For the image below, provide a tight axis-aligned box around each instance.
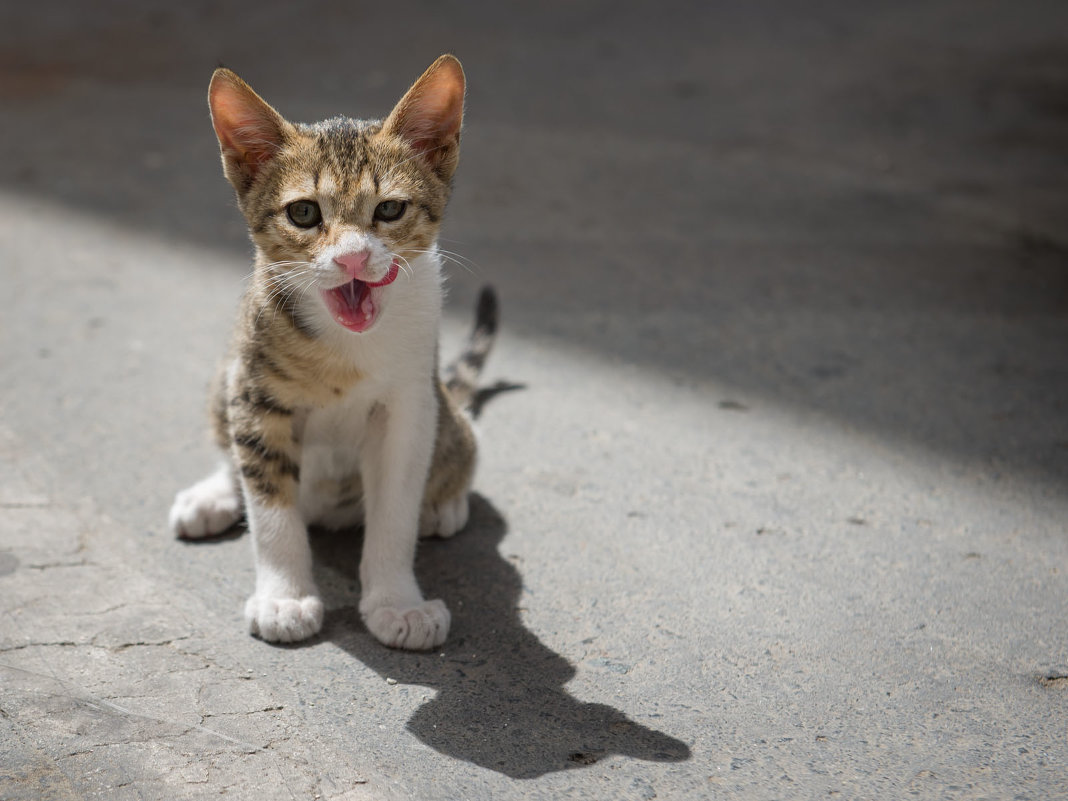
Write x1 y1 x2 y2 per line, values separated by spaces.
310 494 691 779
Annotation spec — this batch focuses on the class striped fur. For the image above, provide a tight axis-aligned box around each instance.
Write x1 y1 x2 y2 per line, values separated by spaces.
171 56 496 649
444 286 499 409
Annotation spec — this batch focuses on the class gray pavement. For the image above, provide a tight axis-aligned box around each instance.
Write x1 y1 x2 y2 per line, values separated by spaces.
2 1 1068 798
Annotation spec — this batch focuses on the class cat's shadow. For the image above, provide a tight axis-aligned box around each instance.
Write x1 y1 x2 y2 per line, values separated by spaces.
309 493 691 779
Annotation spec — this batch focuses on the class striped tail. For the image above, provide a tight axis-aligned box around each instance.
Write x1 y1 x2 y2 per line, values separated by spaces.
444 285 502 414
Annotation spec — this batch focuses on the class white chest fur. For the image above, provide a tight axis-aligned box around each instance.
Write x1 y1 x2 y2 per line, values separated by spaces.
294 250 443 528
297 384 378 527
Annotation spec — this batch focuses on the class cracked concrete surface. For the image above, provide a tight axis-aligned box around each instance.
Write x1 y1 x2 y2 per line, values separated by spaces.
0 503 379 799
3 1 1068 799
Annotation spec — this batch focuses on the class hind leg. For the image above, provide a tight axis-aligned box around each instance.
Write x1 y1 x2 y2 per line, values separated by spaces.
419 383 477 539
420 492 470 538
170 461 243 538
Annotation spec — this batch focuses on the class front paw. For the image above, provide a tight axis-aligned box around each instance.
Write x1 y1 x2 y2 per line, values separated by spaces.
245 594 324 643
170 465 242 539
363 599 450 650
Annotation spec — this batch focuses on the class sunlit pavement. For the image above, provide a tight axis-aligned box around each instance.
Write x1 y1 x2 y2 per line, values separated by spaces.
2 3 1067 799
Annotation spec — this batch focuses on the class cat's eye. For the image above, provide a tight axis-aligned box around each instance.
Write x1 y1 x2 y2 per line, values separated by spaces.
373 199 407 222
286 200 322 228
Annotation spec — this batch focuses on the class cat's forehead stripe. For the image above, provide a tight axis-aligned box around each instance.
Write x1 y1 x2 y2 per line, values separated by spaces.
311 118 379 177
244 108 451 234
316 169 339 198
299 130 413 205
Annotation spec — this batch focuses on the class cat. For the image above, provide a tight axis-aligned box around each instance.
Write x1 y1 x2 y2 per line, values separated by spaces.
169 55 496 650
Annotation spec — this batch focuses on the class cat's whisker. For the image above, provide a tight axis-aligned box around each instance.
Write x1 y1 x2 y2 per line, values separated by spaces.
239 264 264 284
294 277 323 308
277 273 320 306
392 254 415 281
243 261 314 289
264 260 316 280
278 270 318 289
253 269 319 327
439 255 480 277
407 247 480 277
409 246 476 265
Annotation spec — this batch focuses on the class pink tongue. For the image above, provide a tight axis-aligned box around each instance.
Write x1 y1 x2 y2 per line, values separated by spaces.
324 280 376 332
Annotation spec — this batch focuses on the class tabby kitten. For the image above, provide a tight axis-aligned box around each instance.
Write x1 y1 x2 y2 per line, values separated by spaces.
169 55 493 650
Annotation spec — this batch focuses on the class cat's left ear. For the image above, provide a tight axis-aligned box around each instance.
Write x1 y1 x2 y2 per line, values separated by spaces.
208 68 294 194
384 55 465 180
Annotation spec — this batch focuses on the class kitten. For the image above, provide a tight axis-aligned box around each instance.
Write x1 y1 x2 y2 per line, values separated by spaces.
169 55 495 650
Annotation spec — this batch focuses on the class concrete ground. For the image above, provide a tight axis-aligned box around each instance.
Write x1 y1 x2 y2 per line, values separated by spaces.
2 1 1067 798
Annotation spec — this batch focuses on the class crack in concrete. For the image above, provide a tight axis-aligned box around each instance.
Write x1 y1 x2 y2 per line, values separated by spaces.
109 636 191 652
201 705 285 720
66 603 131 617
24 560 98 570
80 697 264 753
1039 673 1068 687
2 660 263 754
0 636 192 654
0 640 80 652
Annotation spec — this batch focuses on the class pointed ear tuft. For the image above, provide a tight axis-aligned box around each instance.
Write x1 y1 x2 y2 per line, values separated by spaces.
208 68 291 193
383 55 466 180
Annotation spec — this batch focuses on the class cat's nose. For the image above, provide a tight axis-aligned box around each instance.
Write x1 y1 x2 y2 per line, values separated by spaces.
333 250 370 279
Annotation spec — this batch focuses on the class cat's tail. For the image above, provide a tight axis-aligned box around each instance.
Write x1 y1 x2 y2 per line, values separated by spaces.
444 286 520 417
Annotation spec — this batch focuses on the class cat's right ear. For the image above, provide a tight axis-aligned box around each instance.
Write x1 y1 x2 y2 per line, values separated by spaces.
208 69 292 193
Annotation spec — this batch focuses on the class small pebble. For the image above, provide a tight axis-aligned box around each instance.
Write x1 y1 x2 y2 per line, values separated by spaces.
385 677 397 685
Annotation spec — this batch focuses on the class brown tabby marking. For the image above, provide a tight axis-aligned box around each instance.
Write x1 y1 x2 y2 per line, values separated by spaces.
203 58 479 515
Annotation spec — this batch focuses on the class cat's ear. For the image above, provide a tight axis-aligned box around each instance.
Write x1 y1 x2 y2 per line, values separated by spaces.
208 68 292 193
383 55 465 180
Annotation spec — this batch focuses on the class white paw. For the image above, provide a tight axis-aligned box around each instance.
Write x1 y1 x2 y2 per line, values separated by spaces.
245 594 324 643
170 464 242 539
363 599 450 650
419 493 469 539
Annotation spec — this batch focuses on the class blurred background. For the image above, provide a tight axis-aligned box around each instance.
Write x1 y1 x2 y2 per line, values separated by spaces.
2 2 1068 798
2 0 1066 488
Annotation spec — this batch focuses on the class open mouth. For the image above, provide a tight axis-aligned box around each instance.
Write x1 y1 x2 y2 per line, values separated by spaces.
321 260 400 333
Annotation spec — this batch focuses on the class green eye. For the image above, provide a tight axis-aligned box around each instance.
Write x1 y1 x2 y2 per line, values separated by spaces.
286 200 322 228
374 199 407 222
